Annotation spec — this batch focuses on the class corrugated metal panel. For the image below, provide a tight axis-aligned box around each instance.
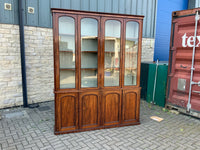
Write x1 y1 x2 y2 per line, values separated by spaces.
150 0 156 38
195 0 200 7
90 0 98 11
119 0 125 14
51 0 60 8
61 0 70 9
38 0 51 27
0 0 18 24
112 0 119 13
131 0 137 14
105 0 112 13
188 0 200 9
26 0 38 26
188 0 196 9
125 0 131 14
71 0 81 10
13 0 19 24
142 0 147 37
0 0 157 38
81 0 89 11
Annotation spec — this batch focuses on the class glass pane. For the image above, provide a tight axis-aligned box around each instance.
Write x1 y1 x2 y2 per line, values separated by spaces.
81 18 98 88
124 21 139 86
59 16 75 89
104 20 121 87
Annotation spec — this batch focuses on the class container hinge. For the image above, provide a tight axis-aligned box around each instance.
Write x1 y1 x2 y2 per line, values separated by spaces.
191 81 200 86
193 90 200 94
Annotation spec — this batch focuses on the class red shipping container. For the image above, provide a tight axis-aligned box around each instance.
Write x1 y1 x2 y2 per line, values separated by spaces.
166 8 200 117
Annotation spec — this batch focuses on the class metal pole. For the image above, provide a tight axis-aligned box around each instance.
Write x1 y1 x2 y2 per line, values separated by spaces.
152 59 159 104
18 0 28 107
187 11 199 112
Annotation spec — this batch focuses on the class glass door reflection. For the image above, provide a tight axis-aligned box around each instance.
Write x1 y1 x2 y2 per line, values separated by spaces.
124 21 139 86
104 20 121 87
59 16 75 89
81 18 98 88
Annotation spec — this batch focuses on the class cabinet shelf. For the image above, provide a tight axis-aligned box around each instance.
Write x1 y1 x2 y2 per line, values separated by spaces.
104 68 137 70
105 67 119 71
82 36 98 39
81 51 97 53
81 68 97 70
60 68 75 71
126 37 138 41
105 51 120 53
60 68 97 71
60 50 74 52
59 33 74 37
125 51 137 54
125 68 137 70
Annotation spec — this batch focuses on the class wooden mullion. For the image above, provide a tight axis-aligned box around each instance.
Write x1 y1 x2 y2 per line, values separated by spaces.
77 15 81 90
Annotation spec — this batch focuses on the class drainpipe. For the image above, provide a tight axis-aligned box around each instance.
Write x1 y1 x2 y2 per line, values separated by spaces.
18 0 28 107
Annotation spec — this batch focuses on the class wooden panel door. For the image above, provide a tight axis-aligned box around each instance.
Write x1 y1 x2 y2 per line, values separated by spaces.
79 91 101 129
55 93 78 133
102 90 122 126
122 88 140 124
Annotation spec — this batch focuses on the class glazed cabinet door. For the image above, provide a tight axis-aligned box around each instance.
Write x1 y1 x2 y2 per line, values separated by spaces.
102 18 123 88
57 15 78 90
102 90 122 126
55 93 78 133
79 16 101 89
79 91 101 129
122 89 140 124
123 20 142 87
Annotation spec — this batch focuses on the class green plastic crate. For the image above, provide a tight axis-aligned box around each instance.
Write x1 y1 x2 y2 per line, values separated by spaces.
146 63 168 107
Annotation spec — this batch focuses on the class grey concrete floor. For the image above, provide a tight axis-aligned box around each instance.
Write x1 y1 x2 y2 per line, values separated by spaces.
0 100 200 150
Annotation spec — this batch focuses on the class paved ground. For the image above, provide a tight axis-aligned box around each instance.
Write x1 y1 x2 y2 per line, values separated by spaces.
0 100 200 150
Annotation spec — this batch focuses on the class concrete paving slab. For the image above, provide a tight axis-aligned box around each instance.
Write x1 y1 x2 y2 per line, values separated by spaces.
0 100 199 150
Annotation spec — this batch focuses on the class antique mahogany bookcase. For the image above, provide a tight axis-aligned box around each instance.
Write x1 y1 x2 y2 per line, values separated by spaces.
52 8 143 134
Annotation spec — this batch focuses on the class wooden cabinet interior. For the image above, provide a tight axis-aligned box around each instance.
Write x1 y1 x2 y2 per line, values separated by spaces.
52 9 143 134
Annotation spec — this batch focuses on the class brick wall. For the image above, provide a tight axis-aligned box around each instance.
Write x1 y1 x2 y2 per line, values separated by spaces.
0 23 154 108
24 26 54 105
0 24 54 109
0 24 22 108
141 38 155 62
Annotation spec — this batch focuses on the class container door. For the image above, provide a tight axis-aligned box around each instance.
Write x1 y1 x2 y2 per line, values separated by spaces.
167 14 200 112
